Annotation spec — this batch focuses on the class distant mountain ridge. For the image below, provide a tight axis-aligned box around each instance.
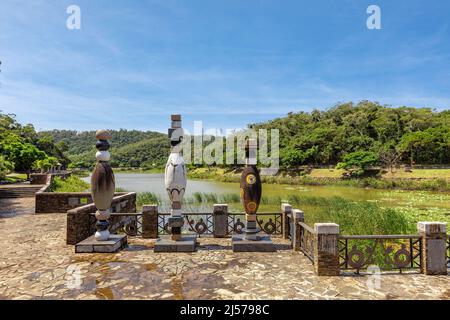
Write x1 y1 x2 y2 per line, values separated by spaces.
39 129 169 168
40 101 450 170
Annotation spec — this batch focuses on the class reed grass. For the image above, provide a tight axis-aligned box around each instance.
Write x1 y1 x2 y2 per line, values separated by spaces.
49 176 90 192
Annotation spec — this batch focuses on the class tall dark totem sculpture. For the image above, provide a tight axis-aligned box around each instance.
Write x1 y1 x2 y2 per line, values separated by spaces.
232 138 275 252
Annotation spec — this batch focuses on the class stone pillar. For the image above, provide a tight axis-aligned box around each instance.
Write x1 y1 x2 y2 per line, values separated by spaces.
142 205 158 239
165 114 187 241
313 223 340 276
417 222 447 275
292 209 304 251
91 130 115 241
213 204 228 238
281 203 292 240
66 209 91 245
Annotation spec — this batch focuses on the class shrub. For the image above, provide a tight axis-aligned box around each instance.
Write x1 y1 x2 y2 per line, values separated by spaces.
137 192 161 206
0 155 14 180
305 196 414 235
49 176 89 192
336 151 379 177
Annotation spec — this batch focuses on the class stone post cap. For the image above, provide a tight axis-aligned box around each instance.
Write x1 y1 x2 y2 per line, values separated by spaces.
95 129 111 140
417 222 446 234
142 204 158 212
213 204 228 207
314 223 339 235
281 203 292 212
292 209 304 220
213 204 228 212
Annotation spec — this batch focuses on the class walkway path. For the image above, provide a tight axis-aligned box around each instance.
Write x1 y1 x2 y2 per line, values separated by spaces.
0 182 44 199
0 210 448 300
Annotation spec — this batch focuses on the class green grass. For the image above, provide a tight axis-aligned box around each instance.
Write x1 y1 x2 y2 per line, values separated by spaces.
382 169 450 179
49 176 90 192
188 168 450 191
131 188 448 234
71 170 90 178
302 197 414 235
1 173 28 184
113 167 165 174
137 192 162 207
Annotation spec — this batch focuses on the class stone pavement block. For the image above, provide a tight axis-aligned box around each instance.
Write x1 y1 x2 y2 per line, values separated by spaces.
75 245 93 253
232 235 275 252
75 234 127 253
154 236 197 252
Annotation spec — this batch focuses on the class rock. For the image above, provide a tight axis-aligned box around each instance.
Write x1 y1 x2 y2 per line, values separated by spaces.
95 129 112 140
95 151 110 162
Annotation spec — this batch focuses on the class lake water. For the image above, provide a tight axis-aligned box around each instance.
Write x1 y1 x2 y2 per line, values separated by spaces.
83 173 450 213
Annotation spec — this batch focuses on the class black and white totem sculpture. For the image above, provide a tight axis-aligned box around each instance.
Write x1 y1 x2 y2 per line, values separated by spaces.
165 114 186 241
154 115 196 252
75 130 127 253
232 138 275 252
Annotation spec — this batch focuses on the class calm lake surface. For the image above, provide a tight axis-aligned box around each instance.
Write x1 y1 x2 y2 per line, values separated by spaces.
83 173 450 213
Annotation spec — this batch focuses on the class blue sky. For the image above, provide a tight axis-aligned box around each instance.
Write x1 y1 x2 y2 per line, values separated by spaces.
0 0 449 133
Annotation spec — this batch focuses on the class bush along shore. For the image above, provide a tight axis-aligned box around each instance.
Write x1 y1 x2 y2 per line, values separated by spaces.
187 167 450 192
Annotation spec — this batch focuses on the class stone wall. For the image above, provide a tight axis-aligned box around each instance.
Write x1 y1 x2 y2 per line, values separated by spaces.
36 192 94 213
30 174 51 185
66 192 137 245
38 191 135 214
30 172 71 185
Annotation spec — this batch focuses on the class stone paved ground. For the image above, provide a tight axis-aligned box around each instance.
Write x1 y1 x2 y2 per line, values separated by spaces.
0 197 35 217
0 206 448 300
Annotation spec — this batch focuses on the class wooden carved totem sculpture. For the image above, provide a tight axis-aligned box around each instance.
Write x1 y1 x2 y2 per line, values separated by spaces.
165 115 187 241
240 139 262 240
91 130 115 241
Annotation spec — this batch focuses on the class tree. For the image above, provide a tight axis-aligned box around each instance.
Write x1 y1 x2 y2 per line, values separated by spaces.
33 156 59 173
0 111 71 176
3 141 47 178
378 144 402 173
0 155 14 180
336 151 379 177
281 146 304 168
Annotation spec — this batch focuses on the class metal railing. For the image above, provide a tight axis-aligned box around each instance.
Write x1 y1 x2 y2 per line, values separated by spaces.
339 234 422 273
447 235 450 268
88 211 283 238
158 212 283 237
286 213 292 241
90 212 142 236
298 222 315 262
158 212 214 236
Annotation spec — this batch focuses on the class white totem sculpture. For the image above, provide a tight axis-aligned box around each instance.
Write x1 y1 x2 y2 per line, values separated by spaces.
165 114 187 241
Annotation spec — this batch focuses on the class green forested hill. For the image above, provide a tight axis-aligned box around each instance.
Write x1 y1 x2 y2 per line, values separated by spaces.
39 101 450 170
39 129 169 168
251 101 450 167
